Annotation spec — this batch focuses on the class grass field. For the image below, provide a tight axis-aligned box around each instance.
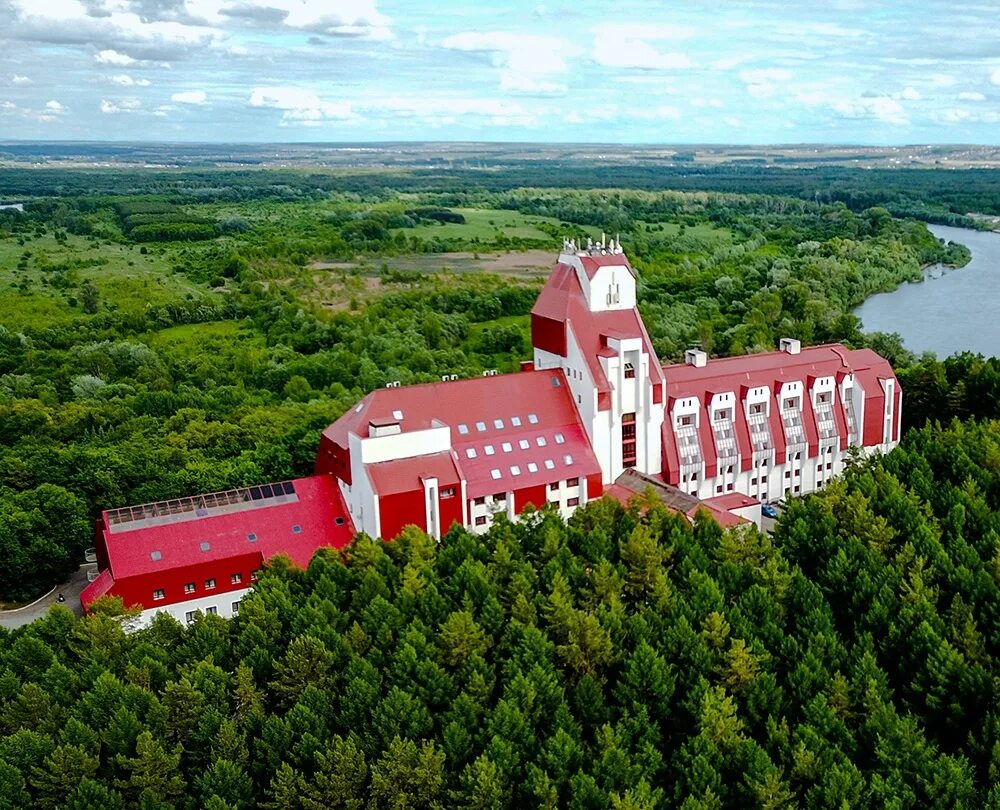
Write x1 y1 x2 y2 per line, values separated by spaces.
0 231 204 330
400 208 600 242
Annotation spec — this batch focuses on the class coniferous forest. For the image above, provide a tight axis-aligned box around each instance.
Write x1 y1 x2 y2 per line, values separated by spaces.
2 161 1000 807
3 420 1000 808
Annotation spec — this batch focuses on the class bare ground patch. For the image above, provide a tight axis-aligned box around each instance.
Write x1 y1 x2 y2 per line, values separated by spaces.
312 249 555 279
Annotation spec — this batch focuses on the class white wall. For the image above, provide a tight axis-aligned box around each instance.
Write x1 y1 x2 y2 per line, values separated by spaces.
135 587 252 628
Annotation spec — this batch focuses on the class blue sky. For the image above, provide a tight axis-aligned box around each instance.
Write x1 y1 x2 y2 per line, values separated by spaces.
1 0 999 143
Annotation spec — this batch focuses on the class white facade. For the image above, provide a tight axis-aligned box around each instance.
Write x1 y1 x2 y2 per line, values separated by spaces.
135 586 251 629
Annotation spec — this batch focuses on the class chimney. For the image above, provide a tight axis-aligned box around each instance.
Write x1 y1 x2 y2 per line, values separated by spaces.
779 338 801 355
685 349 708 368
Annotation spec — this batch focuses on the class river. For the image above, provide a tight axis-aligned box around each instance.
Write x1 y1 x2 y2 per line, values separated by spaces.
852 224 1000 357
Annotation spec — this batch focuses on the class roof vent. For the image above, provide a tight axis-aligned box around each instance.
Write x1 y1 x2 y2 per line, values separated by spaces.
779 338 801 355
685 349 708 368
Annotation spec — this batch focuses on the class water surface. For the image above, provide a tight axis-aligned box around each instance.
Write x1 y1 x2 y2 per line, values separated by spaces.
853 224 1000 356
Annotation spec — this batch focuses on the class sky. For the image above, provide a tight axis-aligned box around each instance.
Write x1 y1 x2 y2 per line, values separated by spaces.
1 0 999 144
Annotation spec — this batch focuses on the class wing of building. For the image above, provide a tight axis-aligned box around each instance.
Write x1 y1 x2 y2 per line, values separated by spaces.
82 238 901 624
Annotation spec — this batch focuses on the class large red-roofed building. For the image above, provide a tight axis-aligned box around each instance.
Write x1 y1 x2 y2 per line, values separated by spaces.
82 239 900 625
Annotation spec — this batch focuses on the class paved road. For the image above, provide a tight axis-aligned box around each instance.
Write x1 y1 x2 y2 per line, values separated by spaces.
0 564 95 629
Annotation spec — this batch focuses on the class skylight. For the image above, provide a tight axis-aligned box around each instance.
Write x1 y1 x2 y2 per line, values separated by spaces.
502 442 512 453
510 465 521 476
544 459 555 470
527 462 538 473
519 439 529 450
476 421 487 432
554 433 565 444
457 423 469 435
392 410 404 420
494 418 504 429
528 413 539 424
485 445 495 456
537 436 547 447
564 454 573 465
199 541 211 552
466 448 477 459
150 550 162 561
247 533 257 543
511 416 522 427
292 524 302 534
491 468 502 480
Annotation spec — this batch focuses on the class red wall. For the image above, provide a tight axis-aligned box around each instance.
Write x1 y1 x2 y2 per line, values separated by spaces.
109 550 263 612
863 391 886 446
531 314 567 357
315 435 352 485
378 486 464 541
514 484 547 512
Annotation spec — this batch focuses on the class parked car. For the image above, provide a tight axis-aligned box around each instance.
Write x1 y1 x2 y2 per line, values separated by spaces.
761 504 779 519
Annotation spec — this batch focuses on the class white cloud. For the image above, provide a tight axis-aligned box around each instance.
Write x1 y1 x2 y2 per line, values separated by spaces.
591 26 693 71
442 32 569 94
992 68 1000 86
691 97 724 108
833 95 908 125
99 97 141 113
740 68 793 97
109 74 151 86
0 101 17 111
45 99 64 111
899 87 920 100
249 86 354 125
95 49 136 66
958 91 986 102
171 90 207 104
11 75 32 85
930 73 956 87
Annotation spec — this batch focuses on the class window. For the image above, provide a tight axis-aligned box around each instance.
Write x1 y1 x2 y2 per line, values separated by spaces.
527 462 538 473
761 476 768 484
726 483 734 492
476 421 487 432
567 477 580 487
206 606 218 616
519 439 530 450
232 601 240 614
554 433 565 444
335 517 345 525
494 418 504 429
624 362 635 379
751 477 757 486
536 436 547 447
826 462 833 470
205 578 216 590
250 571 258 582
184 582 195 594
511 416 522 427
185 611 195 623
716 485 723 494
493 492 506 502
441 487 455 499
502 442 513 452
568 497 580 506
544 459 555 470
475 516 487 526
484 444 495 456
231 573 243 585
153 588 165 601
549 482 559 491
794 485 801 494
457 423 469 435
563 454 573 465
292 524 302 534
528 413 539 424
510 465 521 476
466 448 477 459
491 468 502 480
474 497 485 506
785 471 791 479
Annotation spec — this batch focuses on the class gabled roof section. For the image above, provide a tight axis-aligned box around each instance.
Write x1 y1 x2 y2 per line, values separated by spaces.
531 262 665 400
98 475 354 580
369 452 460 497
663 344 895 403
578 253 636 280
80 568 115 609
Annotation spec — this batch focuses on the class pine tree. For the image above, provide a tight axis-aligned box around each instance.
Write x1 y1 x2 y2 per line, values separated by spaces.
114 732 186 806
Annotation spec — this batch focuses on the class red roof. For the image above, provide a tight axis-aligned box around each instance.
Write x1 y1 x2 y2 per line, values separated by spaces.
80 568 115 608
703 492 760 511
368 451 460 496
532 263 665 403
98 475 354 580
578 253 635 280
323 369 602 500
663 344 893 397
